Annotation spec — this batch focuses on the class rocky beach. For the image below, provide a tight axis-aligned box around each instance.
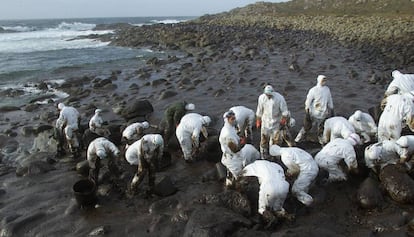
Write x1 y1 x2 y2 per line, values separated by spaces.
1 0 414 236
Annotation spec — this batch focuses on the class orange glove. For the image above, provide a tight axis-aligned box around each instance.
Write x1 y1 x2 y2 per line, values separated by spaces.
240 136 247 146
280 117 287 126
256 119 261 129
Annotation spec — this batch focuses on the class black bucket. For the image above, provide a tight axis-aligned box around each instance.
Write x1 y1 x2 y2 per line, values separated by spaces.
73 179 97 207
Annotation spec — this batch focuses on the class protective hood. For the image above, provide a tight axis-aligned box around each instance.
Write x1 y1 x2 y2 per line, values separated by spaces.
317 75 327 87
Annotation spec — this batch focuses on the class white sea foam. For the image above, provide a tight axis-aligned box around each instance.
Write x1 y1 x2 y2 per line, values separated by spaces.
0 24 112 53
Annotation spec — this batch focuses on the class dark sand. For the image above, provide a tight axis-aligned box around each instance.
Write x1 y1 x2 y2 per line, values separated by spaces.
0 24 414 237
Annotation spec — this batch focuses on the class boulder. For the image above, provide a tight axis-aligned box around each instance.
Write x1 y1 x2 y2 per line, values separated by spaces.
356 176 384 209
121 100 154 120
379 164 414 204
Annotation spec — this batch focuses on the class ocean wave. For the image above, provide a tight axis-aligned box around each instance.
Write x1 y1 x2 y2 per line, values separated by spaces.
1 25 35 32
56 21 96 31
150 19 187 24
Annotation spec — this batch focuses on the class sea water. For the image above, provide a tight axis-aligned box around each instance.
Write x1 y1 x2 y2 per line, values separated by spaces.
0 17 194 107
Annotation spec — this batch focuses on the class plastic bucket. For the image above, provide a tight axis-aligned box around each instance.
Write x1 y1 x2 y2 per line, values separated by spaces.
73 179 97 207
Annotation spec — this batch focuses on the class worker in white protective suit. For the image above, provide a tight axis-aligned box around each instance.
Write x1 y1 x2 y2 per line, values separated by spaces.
395 135 414 163
219 110 260 187
348 110 377 143
87 137 121 184
89 109 110 137
125 134 164 192
314 134 360 182
295 75 334 143
55 102 81 157
176 113 211 163
384 70 414 97
269 145 319 206
240 160 290 216
256 85 293 158
364 140 402 172
229 105 255 142
122 121 150 144
378 92 414 142
320 116 361 145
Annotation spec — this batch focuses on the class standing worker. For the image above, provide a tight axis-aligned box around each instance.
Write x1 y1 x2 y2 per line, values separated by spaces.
87 137 121 184
55 102 81 157
125 134 164 192
269 145 319 206
229 105 255 142
176 113 211 163
160 101 195 147
256 85 292 158
295 75 334 143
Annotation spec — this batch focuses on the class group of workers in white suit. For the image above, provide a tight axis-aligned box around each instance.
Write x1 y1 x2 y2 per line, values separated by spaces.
55 69 414 218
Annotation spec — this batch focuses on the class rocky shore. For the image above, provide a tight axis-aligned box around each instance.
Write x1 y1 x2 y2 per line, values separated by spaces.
1 1 414 236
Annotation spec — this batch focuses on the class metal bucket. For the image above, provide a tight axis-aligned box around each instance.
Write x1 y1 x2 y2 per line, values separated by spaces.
73 179 97 207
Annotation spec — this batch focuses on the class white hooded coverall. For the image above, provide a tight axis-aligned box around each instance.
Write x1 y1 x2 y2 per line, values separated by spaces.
219 116 260 179
176 113 209 161
364 140 403 169
385 70 414 96
395 135 414 162
321 116 358 145
269 145 319 206
242 160 290 215
230 105 255 140
87 137 120 169
122 122 149 142
256 91 289 155
315 137 358 181
378 93 414 142
348 110 377 143
295 75 334 142
56 104 80 152
89 110 108 136
125 134 164 189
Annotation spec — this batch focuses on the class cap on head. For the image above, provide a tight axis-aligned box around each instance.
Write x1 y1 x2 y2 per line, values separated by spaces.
96 149 107 159
396 136 409 148
269 145 281 156
141 121 150 129
152 135 163 146
347 133 361 146
57 103 65 110
201 116 211 125
185 103 195 111
95 109 102 114
264 85 274 95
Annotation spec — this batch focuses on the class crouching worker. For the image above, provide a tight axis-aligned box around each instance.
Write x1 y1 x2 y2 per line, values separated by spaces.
176 113 211 163
87 137 121 184
219 110 260 187
240 160 291 220
315 134 360 182
89 109 110 137
125 134 164 193
269 145 319 206
121 121 150 144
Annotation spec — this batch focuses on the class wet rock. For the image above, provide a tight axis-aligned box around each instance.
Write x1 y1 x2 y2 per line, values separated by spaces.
23 103 40 112
0 106 20 112
149 196 180 215
88 226 110 236
152 78 167 87
15 152 56 176
356 176 383 209
199 190 251 216
121 99 154 120
379 164 414 204
35 124 54 134
183 206 251 237
64 198 79 216
76 160 90 177
0 212 46 237
20 126 35 136
158 90 178 100
153 176 177 197
272 226 346 237
92 78 112 88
